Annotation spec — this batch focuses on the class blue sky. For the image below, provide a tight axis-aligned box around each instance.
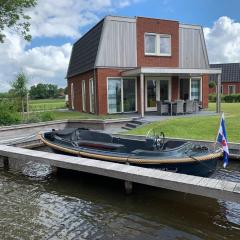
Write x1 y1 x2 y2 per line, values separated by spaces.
1 0 240 91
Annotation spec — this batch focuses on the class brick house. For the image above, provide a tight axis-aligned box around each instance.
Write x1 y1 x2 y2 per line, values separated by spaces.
67 16 221 117
209 63 240 95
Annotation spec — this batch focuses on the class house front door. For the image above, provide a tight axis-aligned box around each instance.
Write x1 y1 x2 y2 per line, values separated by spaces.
145 77 171 111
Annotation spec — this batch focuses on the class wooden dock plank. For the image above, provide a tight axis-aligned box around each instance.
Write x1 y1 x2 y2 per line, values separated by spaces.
0 144 240 203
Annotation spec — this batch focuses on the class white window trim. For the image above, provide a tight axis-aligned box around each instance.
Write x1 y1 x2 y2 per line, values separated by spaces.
190 77 202 101
228 85 236 94
144 33 171 56
179 77 202 102
107 77 137 114
89 78 94 113
71 82 74 110
82 80 86 112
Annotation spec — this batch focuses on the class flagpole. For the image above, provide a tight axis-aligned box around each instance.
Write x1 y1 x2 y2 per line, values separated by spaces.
213 112 223 150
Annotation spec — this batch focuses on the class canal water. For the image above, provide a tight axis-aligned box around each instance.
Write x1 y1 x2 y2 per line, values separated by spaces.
0 152 240 239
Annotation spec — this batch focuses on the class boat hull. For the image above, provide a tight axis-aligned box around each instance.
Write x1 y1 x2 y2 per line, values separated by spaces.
44 137 219 178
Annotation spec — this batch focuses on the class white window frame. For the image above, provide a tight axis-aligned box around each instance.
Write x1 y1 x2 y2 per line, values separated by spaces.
144 33 171 56
82 80 86 112
145 76 171 112
190 77 202 101
107 77 137 114
228 85 236 94
70 82 74 110
89 78 94 113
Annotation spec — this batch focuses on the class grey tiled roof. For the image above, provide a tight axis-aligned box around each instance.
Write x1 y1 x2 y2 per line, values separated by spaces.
67 19 104 78
210 63 240 83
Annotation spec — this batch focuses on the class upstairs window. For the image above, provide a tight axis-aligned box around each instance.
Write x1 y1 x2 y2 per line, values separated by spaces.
144 34 156 54
144 33 171 56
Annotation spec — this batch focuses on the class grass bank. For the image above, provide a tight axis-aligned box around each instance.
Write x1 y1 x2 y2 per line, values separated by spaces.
126 103 240 143
29 98 66 111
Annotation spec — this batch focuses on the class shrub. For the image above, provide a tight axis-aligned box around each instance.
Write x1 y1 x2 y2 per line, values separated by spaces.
208 94 216 102
224 95 235 102
40 112 55 122
209 81 216 89
0 99 21 125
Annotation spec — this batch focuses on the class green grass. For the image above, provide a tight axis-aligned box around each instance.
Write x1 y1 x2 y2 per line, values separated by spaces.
127 103 240 143
29 98 66 111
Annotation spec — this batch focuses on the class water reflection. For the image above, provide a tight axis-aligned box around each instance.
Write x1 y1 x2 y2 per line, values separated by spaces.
0 157 239 239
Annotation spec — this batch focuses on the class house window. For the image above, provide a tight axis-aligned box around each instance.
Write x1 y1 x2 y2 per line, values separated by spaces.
82 80 86 112
159 35 171 55
107 78 136 113
144 34 157 54
228 85 236 94
144 33 171 56
70 82 74 110
89 78 94 113
191 78 201 101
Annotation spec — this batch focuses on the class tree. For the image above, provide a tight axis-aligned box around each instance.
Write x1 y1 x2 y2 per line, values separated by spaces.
11 72 28 115
0 0 37 43
209 81 216 89
29 83 60 99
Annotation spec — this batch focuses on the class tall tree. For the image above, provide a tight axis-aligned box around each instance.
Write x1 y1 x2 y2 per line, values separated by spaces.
0 0 37 43
11 72 28 115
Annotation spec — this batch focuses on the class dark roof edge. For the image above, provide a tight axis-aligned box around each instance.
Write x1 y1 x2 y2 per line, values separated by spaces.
73 18 105 46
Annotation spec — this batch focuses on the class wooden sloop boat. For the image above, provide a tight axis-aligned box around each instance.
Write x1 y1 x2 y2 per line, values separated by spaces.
39 128 223 177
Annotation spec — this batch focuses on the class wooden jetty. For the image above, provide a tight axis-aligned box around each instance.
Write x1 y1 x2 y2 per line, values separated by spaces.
0 144 239 203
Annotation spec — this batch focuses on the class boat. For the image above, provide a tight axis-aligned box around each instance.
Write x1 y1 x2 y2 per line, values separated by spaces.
39 128 223 177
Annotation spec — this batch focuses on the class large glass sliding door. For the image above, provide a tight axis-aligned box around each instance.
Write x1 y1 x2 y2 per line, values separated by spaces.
159 80 169 101
146 79 157 111
191 78 201 101
145 77 170 111
123 79 136 112
179 77 202 101
108 79 122 113
107 78 136 113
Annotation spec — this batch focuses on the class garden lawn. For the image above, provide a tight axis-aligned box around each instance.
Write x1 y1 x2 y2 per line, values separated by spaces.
29 98 66 111
127 103 240 143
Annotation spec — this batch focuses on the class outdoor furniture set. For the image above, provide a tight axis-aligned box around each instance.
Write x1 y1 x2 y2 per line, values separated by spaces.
157 100 200 116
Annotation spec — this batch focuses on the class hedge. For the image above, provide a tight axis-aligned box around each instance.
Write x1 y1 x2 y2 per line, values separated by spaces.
208 94 240 103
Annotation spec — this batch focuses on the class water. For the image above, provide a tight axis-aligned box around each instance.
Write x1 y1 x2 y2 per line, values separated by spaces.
0 151 240 239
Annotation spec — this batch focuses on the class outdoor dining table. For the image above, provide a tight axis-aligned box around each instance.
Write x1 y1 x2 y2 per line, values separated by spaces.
163 100 175 116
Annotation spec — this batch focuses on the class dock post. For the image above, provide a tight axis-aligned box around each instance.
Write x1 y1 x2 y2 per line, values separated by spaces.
124 162 133 194
3 156 9 170
124 180 133 194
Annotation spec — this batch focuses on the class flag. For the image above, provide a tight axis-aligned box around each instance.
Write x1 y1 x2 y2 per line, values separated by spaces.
217 113 229 168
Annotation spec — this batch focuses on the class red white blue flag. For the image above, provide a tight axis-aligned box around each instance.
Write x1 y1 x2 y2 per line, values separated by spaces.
217 113 229 168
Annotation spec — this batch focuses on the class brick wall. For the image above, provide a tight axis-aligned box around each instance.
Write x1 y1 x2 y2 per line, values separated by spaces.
68 70 93 112
136 17 179 68
96 68 122 115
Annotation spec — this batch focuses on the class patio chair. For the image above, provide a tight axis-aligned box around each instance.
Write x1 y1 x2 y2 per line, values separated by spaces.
172 100 184 115
157 101 169 115
193 101 200 112
185 100 194 114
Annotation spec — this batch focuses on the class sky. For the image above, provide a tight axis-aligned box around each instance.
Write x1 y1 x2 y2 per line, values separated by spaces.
1 0 240 92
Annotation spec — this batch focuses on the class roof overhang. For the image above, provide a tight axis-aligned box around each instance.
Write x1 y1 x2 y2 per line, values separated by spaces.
121 67 222 77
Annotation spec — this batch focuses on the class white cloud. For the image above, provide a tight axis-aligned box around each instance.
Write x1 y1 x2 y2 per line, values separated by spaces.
204 16 240 63
0 0 139 92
